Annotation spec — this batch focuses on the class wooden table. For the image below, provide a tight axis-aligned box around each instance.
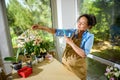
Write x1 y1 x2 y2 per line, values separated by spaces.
12 58 81 80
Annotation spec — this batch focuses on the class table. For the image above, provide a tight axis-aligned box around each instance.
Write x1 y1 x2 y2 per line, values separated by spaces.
12 58 81 80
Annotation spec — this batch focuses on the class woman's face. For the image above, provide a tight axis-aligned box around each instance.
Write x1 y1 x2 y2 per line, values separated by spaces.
77 16 90 31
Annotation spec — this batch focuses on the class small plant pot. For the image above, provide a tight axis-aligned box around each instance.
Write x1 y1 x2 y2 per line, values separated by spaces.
107 77 120 80
36 55 44 62
12 61 22 70
26 61 32 68
36 55 42 58
41 52 47 58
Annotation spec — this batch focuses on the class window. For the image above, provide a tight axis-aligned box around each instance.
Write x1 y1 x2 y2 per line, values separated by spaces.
5 0 54 54
78 0 120 64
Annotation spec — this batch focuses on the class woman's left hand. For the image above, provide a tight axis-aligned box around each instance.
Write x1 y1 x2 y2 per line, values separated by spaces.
64 35 73 45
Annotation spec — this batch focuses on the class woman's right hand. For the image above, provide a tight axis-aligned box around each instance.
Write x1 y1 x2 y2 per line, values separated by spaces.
32 24 43 30
32 24 55 34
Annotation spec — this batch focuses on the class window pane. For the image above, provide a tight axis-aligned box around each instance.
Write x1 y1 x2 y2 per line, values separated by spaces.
78 0 120 64
5 0 54 55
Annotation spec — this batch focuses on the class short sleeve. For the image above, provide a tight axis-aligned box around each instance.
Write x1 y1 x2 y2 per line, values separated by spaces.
81 34 94 55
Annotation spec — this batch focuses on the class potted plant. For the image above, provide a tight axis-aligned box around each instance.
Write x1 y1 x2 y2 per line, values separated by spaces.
104 66 120 80
4 48 23 70
23 36 45 65
16 29 52 64
39 40 52 58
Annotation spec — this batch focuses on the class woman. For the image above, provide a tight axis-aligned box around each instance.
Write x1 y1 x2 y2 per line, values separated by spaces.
32 14 97 80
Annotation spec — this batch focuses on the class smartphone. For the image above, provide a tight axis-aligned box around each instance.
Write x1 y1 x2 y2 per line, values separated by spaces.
56 29 76 37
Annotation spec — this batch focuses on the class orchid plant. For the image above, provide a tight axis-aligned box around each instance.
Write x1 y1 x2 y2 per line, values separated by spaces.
17 29 49 59
104 66 120 80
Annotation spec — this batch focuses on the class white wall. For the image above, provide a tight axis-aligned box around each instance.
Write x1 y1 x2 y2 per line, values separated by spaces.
61 0 78 29
51 0 78 62
0 0 13 74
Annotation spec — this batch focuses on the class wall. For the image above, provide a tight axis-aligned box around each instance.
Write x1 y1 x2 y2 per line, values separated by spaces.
51 0 78 62
0 0 13 74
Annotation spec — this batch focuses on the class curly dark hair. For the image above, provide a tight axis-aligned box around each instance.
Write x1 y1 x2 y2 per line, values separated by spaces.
77 14 97 29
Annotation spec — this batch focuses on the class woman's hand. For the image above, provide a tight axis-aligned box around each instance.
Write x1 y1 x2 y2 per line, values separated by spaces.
32 24 55 34
32 24 43 30
64 35 73 46
64 35 86 58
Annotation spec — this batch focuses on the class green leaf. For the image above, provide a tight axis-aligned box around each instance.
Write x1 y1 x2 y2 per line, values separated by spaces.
16 48 21 62
4 57 16 62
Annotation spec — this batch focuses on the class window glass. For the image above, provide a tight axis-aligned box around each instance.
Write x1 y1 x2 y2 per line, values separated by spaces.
78 0 120 64
5 0 54 54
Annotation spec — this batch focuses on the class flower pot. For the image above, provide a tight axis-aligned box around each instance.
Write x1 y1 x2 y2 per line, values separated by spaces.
41 52 47 58
36 55 44 62
107 77 120 80
12 61 22 70
26 61 32 68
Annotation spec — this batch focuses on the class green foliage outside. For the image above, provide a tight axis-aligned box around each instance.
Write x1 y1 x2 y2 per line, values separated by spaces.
78 0 120 63
5 0 54 53
78 0 114 41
